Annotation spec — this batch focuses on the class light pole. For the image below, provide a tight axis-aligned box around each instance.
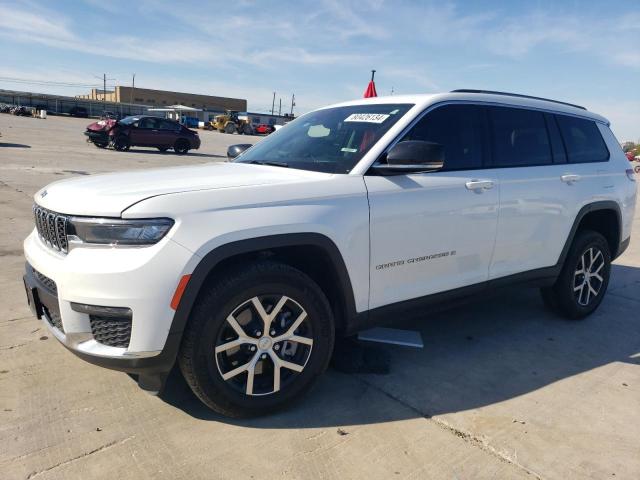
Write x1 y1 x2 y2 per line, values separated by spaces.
130 73 135 105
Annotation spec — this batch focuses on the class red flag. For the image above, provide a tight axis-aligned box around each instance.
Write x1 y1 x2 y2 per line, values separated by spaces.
363 80 378 98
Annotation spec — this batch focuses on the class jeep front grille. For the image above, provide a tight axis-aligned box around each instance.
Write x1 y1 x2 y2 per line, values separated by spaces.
33 205 68 253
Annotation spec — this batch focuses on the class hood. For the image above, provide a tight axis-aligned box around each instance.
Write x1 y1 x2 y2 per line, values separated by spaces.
35 162 331 217
86 118 117 132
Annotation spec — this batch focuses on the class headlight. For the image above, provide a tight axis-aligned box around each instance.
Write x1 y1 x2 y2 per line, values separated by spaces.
67 217 174 247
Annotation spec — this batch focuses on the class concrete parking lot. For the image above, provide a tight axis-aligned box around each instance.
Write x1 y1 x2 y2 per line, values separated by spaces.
1 114 639 480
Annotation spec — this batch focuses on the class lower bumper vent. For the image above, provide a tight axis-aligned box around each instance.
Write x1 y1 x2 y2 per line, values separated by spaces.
89 316 132 348
70 302 133 349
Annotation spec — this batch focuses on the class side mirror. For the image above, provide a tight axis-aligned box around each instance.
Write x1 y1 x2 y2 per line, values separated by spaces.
372 140 444 175
227 144 253 160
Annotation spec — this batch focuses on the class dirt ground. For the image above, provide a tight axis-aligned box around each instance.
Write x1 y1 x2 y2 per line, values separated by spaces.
1 113 639 479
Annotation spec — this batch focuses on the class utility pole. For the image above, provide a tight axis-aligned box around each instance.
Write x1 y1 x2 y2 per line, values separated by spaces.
130 73 135 104
390 86 394 95
290 93 295 116
103 73 106 104
278 98 282 116
371 69 376 82
271 92 276 115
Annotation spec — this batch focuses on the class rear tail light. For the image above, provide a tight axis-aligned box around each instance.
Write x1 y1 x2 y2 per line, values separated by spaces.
626 169 636 182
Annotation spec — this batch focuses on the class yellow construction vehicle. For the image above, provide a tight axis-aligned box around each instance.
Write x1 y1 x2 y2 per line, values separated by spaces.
206 110 253 134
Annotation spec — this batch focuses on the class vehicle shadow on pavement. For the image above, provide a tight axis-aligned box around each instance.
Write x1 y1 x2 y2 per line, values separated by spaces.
159 264 640 428
0 143 31 148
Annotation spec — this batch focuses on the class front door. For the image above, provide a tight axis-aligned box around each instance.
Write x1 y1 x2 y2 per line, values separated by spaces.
129 117 160 146
365 104 500 309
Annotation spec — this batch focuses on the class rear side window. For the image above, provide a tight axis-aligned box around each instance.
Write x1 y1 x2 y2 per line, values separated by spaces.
489 107 552 167
160 119 181 131
400 104 484 170
555 115 609 163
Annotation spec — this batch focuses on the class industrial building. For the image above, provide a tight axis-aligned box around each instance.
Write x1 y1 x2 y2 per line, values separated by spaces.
1 87 293 127
77 86 246 112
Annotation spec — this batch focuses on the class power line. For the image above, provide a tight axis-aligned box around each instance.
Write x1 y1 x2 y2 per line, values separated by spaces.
0 76 105 89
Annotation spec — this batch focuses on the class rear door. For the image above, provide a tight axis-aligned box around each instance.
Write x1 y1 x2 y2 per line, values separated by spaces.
488 106 576 279
158 119 181 148
366 104 500 309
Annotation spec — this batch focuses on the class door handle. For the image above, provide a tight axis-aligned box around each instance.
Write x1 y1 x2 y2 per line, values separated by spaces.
465 180 494 191
560 174 581 184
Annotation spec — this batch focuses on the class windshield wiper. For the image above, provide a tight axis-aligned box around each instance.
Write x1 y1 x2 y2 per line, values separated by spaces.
249 160 289 168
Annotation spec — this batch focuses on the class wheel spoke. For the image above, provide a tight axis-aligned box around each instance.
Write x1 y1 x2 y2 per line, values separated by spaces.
574 283 584 293
273 364 281 393
278 358 305 373
251 296 270 324
215 337 247 354
584 284 591 304
222 355 257 381
593 262 604 275
226 313 249 338
592 272 603 282
289 335 313 346
252 295 290 335
245 356 260 395
588 283 598 298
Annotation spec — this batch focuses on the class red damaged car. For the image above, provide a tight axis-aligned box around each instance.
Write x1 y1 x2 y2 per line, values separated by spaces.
85 115 201 154
254 123 275 135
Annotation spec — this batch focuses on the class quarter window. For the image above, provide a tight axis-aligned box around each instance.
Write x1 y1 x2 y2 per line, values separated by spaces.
555 115 609 163
400 104 484 170
489 107 552 167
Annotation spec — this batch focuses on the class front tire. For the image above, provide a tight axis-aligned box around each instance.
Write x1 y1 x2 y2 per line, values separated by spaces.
540 230 611 319
178 261 334 417
113 135 130 151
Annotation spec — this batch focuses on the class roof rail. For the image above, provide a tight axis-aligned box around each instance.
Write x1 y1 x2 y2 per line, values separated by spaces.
451 89 586 110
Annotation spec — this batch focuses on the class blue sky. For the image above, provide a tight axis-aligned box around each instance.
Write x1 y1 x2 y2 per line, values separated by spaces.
0 0 638 140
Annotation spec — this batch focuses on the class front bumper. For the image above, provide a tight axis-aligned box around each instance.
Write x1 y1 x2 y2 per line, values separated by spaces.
84 130 109 144
22 230 198 377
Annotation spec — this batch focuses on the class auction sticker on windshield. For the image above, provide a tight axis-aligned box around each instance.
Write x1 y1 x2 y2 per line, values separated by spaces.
344 113 390 123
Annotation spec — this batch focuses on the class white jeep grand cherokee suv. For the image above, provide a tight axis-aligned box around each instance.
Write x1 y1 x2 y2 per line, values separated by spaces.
23 90 636 417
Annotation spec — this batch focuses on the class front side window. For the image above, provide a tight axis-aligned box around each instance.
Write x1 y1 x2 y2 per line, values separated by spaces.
555 115 609 163
490 107 552 167
235 104 413 173
399 104 484 170
138 117 160 129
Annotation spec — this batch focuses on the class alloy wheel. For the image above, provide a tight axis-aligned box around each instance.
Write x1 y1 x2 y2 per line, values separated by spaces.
214 295 314 396
573 247 605 306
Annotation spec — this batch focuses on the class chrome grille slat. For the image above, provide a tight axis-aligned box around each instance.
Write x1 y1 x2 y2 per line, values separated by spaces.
33 205 69 254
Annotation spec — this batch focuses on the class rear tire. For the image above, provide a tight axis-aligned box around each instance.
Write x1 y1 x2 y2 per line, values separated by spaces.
94 142 108 149
224 123 236 134
174 139 190 155
540 230 611 319
243 124 253 135
178 260 334 417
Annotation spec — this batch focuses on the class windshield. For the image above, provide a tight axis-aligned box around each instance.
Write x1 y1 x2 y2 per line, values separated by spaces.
235 104 413 173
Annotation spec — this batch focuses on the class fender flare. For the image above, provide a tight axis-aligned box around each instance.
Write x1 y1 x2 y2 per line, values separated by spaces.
557 200 623 265
161 233 358 363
